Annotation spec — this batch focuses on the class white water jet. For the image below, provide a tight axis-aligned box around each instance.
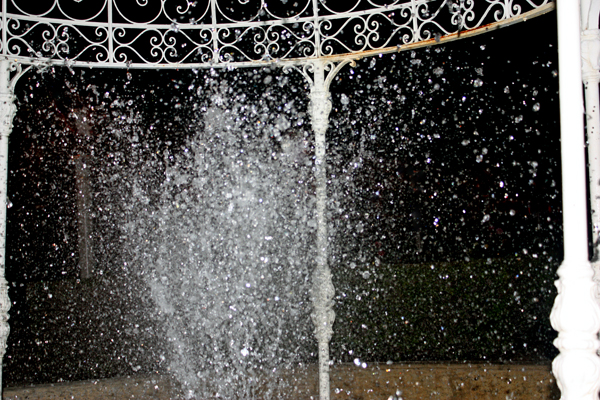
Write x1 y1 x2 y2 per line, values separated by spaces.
121 84 317 398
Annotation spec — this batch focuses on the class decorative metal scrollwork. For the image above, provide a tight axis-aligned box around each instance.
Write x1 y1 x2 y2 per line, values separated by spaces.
0 0 553 68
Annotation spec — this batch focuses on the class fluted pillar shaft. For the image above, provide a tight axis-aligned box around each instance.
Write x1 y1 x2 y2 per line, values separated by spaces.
0 60 15 394
309 60 334 400
582 1 600 277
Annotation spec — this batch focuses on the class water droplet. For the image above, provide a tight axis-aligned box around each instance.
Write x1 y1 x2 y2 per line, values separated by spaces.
532 103 540 112
509 209 516 216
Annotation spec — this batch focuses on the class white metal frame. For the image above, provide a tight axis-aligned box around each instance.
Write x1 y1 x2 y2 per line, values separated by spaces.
550 0 600 398
0 1 592 399
0 0 553 68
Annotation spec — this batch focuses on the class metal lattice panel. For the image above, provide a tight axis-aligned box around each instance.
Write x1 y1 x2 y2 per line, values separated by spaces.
1 0 553 69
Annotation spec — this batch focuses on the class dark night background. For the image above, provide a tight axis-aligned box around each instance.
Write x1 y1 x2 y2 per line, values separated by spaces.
2 9 562 386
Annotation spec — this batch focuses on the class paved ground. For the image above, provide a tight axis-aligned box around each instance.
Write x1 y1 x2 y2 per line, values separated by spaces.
3 362 559 399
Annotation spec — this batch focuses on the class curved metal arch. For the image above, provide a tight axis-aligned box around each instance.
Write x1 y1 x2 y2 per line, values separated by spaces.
0 0 554 70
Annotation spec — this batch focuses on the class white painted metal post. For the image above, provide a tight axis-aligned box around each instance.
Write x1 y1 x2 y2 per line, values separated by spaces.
0 60 15 394
582 1 600 281
587 73 600 266
551 1 600 398
310 60 334 400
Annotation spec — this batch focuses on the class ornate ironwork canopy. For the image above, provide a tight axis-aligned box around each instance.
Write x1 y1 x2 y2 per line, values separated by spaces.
1 0 554 69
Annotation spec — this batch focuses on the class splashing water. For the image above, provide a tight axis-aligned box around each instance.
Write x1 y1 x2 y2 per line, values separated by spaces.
121 85 317 398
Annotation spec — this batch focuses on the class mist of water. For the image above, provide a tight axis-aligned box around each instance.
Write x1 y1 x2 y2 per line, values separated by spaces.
117 83 317 398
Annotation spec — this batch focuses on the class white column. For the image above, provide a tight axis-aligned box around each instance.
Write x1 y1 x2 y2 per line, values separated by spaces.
582 1 600 281
309 60 334 400
0 60 16 394
550 1 600 398
587 69 600 266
